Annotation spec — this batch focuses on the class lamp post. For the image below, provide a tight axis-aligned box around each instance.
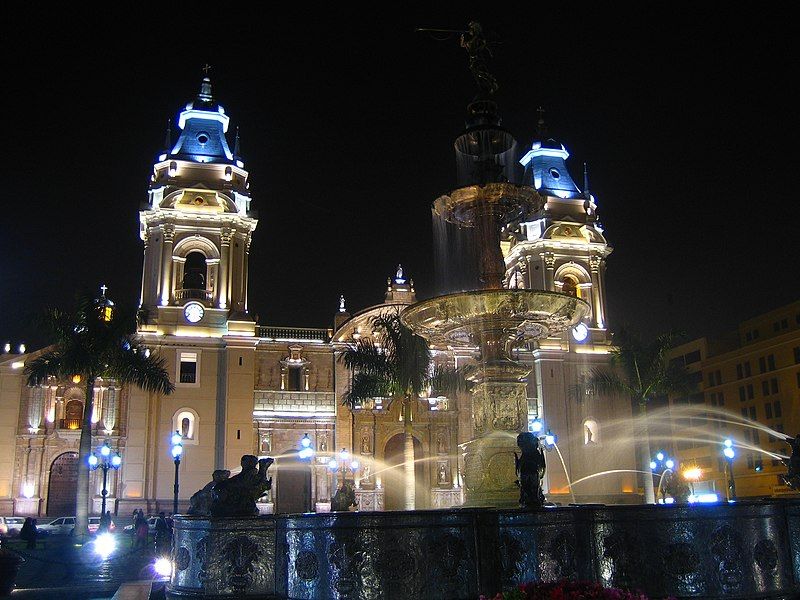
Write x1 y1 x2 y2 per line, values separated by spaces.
88 441 122 517
298 433 315 460
171 431 183 515
650 451 676 502
723 438 737 502
328 448 360 491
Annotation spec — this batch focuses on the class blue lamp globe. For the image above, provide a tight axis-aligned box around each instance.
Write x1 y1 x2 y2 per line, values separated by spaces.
171 431 183 446
100 443 111 457
88 454 99 468
327 458 338 471
111 454 122 468
172 444 183 459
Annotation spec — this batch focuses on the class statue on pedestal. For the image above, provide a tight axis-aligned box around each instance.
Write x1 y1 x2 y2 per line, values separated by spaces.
210 455 273 517
514 432 546 508
781 434 800 490
187 469 231 516
331 480 357 512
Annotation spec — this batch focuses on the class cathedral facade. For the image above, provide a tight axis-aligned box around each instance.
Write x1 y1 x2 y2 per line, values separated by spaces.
0 79 636 517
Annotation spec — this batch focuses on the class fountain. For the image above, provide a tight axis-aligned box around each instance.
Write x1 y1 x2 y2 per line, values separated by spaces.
167 25 800 600
401 96 589 507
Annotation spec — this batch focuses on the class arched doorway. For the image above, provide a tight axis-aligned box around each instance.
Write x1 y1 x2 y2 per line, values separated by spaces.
275 452 312 514
47 452 79 516
383 434 425 511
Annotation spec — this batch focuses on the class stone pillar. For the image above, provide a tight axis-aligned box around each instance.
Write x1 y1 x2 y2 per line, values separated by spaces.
589 255 604 328
160 225 175 306
462 371 529 507
217 229 232 309
27 386 45 431
103 386 118 433
543 252 556 291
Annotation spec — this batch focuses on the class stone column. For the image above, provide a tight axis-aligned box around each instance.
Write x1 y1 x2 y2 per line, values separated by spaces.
589 255 605 329
543 252 556 291
160 225 175 306
28 386 45 432
217 229 232 309
103 386 118 433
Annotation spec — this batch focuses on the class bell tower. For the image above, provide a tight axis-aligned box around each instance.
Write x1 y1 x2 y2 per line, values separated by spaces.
138 76 257 337
503 111 611 337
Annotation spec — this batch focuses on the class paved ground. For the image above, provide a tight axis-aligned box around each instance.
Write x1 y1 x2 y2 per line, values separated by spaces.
5 532 167 599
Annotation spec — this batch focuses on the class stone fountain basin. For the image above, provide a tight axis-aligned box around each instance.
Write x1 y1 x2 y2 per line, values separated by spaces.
168 500 800 599
400 289 591 348
433 183 544 226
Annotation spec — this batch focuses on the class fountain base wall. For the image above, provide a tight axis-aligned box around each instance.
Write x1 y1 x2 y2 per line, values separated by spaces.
169 500 800 599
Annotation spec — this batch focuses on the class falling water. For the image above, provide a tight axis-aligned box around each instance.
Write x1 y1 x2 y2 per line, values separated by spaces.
552 442 576 504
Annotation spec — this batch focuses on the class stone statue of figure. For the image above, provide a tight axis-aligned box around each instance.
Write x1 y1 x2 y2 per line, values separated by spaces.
514 432 546 508
437 432 447 454
181 417 191 438
187 469 231 516
361 433 370 454
438 463 447 484
210 455 273 517
331 480 357 512
396 264 404 281
339 295 346 312
781 434 800 490
319 434 327 453
662 470 691 504
460 21 499 96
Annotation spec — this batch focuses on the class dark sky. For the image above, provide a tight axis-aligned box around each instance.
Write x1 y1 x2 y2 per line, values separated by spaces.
2 8 798 349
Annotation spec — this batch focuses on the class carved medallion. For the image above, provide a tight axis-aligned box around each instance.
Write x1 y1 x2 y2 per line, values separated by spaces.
175 546 191 571
754 539 778 573
295 550 319 582
224 536 261 592
709 525 744 593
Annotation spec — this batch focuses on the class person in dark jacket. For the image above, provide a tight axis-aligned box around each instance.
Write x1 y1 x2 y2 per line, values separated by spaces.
19 517 37 549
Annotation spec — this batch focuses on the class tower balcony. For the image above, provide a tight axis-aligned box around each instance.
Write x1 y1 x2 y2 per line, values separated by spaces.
174 288 213 303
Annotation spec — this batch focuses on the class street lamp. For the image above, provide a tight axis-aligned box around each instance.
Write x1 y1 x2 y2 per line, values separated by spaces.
88 441 122 517
298 433 315 460
328 448 360 490
651 450 676 502
171 430 183 514
723 438 737 502
543 429 557 449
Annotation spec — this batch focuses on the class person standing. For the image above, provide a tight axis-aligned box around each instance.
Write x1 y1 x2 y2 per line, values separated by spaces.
134 510 148 550
19 517 37 549
154 512 171 556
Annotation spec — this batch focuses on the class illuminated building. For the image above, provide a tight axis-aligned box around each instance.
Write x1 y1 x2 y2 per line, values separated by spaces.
0 78 636 516
666 301 800 499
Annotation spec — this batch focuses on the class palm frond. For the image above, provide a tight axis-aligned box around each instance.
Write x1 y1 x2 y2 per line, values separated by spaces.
341 372 395 409
588 367 637 399
107 343 174 395
25 351 65 386
427 364 473 396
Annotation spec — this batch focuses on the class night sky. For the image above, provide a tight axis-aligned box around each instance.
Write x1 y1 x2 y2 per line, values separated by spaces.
2 8 797 349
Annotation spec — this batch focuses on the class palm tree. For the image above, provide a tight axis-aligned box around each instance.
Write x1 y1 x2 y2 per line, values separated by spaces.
590 329 695 504
339 310 468 510
25 292 173 538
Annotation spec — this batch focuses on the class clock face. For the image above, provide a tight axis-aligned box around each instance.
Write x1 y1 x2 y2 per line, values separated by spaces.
184 302 205 324
572 323 589 342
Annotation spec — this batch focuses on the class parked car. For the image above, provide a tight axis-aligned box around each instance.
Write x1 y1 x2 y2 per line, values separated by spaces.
87 516 116 534
0 517 26 537
36 516 76 535
122 516 158 535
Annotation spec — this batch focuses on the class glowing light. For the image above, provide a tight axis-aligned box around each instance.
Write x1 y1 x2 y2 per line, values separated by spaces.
168 161 178 177
723 439 733 448
682 467 702 482
172 444 183 459
171 431 183 446
529 418 544 434
338 448 350 462
88 454 99 468
94 533 117 560
22 483 34 499
665 459 675 470
301 434 312 448
100 443 111 457
224 166 232 181
649 461 657 470
111 454 122 468
723 447 735 460
3 343 10 353
236 160 244 168
350 460 359 471
689 493 719 504
18 344 26 354
72 374 82 383
656 452 665 462
327 458 338 471
154 557 173 578
158 153 167 161
544 430 556 447
11 361 24 369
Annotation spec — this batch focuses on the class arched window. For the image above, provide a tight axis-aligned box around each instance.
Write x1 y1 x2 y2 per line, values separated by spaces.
63 400 83 430
183 252 207 290
562 275 578 297
584 419 599 445
173 408 199 445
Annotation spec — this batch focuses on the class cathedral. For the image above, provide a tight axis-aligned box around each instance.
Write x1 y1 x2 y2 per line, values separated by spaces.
0 77 636 517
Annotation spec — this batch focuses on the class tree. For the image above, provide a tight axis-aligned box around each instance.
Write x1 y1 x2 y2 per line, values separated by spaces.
339 310 468 510
589 329 695 504
25 292 173 538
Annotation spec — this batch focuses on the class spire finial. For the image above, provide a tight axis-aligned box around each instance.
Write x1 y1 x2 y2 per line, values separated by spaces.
164 119 172 153
583 162 590 194
233 126 241 158
339 295 346 313
536 107 547 138
100 284 108 298
395 264 405 284
198 66 213 103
